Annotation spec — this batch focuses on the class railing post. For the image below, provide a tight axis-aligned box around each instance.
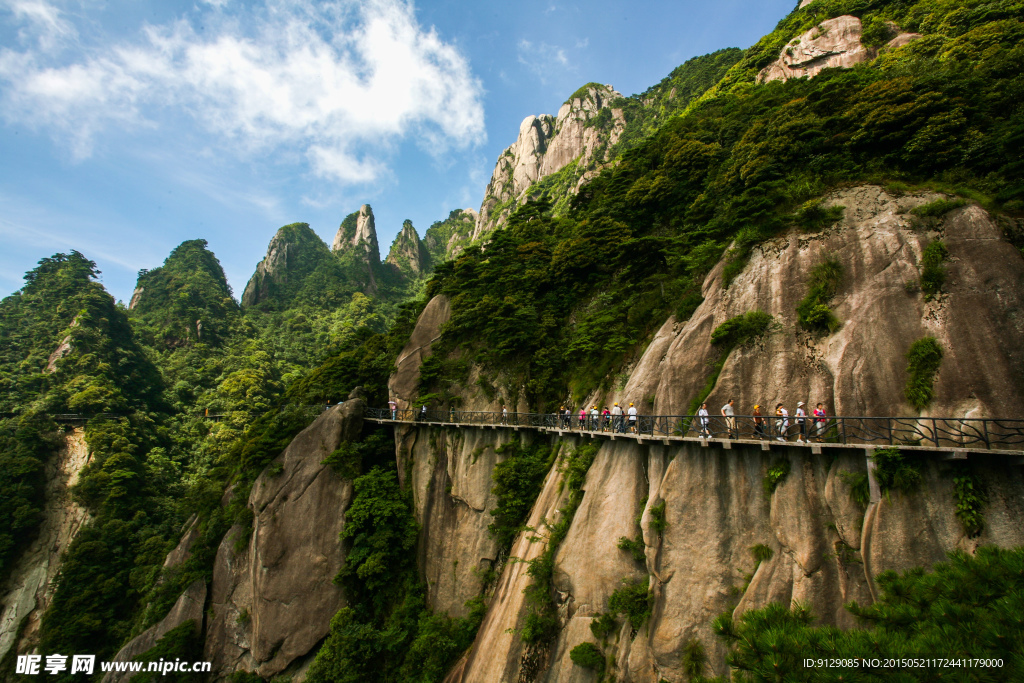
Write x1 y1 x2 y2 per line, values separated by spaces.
983 419 990 449
887 418 894 445
932 418 939 448
840 417 847 445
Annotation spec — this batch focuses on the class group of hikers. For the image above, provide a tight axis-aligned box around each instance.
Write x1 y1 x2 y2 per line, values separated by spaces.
389 398 831 443
698 399 830 442
553 403 640 433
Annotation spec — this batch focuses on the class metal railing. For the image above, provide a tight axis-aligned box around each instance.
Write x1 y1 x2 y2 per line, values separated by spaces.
366 408 1024 452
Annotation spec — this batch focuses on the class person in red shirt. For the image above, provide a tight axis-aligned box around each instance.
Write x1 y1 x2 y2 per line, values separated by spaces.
813 403 828 442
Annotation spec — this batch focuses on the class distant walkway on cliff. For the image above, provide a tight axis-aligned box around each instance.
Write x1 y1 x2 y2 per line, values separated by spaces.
366 408 1024 457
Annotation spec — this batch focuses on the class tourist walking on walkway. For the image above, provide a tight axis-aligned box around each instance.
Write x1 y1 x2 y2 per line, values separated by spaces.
420 404 427 422
590 406 599 431
775 403 789 441
627 403 638 433
753 404 765 439
698 402 710 438
389 399 397 420
602 406 610 431
502 405 508 425
579 407 586 430
612 403 623 433
721 399 737 439
796 402 808 443
814 403 828 442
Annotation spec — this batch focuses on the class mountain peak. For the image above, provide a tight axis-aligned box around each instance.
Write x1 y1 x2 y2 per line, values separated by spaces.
385 219 430 277
241 223 331 307
333 204 380 262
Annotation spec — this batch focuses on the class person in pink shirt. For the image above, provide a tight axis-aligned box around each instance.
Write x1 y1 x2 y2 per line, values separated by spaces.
813 403 828 442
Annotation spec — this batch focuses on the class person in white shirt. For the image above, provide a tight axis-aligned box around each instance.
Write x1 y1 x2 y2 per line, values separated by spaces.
795 402 808 443
627 403 638 433
611 403 623 433
388 399 397 420
501 405 508 425
721 398 736 439
697 402 710 437
775 403 789 441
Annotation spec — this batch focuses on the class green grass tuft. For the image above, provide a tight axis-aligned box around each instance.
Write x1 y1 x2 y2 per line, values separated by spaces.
904 337 943 410
763 458 791 495
872 447 922 495
910 198 967 218
919 241 949 300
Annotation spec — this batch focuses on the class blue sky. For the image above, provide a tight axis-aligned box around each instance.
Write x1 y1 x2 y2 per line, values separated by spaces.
0 0 796 303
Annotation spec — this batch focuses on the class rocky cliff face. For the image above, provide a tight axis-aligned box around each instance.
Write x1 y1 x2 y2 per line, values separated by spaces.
609 186 1024 420
758 15 921 83
101 580 207 683
333 205 380 262
435 436 1024 683
0 429 90 661
424 209 478 263
475 84 626 239
385 220 431 277
203 399 363 679
389 185 1024 681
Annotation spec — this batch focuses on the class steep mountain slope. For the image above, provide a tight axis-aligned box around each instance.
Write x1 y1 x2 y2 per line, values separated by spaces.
385 220 431 279
473 49 743 239
129 239 238 347
424 209 478 262
0 253 176 675
241 223 342 308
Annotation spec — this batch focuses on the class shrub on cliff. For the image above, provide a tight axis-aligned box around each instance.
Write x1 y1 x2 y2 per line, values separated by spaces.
714 546 1024 681
609 579 653 632
919 241 949 300
796 258 843 334
872 446 923 494
569 642 605 672
488 439 555 554
904 336 943 410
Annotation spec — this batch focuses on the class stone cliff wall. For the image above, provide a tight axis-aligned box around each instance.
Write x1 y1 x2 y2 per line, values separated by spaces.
201 399 363 680
0 429 90 662
433 433 1024 683
758 15 921 84
605 186 1024 420
396 184 1024 682
475 85 626 239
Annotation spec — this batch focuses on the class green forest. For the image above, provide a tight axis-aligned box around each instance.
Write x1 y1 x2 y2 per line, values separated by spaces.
1 0 1023 680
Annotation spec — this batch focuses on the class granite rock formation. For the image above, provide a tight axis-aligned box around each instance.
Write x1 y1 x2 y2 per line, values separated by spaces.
101 581 207 683
386 220 431 278
241 223 333 307
0 430 90 661
396 185 1024 682
758 15 921 83
609 186 1024 419
475 85 625 239
332 204 380 261
203 399 363 679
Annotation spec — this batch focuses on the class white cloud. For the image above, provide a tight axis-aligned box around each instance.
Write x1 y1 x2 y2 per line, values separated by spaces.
3 0 77 51
0 0 486 183
517 38 572 84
